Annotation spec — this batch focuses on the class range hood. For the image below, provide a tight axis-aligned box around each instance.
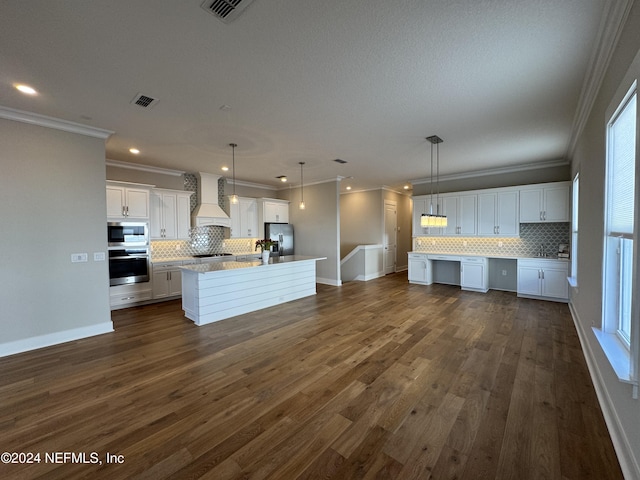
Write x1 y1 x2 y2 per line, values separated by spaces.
192 172 231 228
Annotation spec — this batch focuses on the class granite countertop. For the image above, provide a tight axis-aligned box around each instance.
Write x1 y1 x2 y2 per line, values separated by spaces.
180 255 326 274
408 251 569 261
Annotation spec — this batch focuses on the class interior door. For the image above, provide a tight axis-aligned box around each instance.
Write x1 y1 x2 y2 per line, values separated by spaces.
384 200 397 275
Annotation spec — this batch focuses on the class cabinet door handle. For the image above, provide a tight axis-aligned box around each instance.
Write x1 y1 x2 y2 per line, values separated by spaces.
543 211 546 221
541 270 544 279
540 211 543 221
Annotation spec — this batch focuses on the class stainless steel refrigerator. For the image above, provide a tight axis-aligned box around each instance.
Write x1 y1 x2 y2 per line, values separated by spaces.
265 223 294 256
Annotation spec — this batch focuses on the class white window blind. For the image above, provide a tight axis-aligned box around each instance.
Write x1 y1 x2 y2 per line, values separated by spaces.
607 93 636 236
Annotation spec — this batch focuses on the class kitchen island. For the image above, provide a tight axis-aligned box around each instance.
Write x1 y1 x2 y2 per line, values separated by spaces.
180 255 326 325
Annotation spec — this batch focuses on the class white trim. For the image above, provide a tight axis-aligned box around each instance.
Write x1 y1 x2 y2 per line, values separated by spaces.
0 322 114 358
411 159 568 185
569 302 640 480
0 105 113 139
567 0 634 158
226 178 278 191
354 272 385 281
340 244 383 265
106 159 185 176
316 277 342 286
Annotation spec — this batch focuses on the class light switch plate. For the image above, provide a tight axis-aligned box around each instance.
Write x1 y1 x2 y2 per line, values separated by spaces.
94 252 106 261
71 253 88 263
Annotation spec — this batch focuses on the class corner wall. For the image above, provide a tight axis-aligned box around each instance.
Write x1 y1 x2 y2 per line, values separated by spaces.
0 116 112 356
569 3 640 477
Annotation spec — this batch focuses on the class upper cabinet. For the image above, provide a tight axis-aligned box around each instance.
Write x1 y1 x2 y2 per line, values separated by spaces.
150 188 193 240
229 196 258 238
442 194 477 236
106 181 151 220
412 196 443 236
477 190 519 237
519 182 570 223
263 199 289 223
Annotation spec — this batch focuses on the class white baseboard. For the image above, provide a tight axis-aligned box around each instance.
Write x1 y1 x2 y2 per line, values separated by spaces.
316 277 342 286
354 271 385 282
568 301 640 480
0 322 114 358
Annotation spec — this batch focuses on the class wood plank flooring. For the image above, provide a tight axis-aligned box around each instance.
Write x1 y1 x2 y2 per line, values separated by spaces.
0 273 623 479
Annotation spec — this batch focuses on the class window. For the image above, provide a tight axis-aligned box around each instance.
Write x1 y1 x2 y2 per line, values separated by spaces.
570 173 579 286
603 87 636 349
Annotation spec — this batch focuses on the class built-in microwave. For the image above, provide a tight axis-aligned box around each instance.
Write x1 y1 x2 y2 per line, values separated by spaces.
107 222 148 247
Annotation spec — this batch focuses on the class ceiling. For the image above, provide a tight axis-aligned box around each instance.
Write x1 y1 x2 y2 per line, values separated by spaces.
0 0 610 192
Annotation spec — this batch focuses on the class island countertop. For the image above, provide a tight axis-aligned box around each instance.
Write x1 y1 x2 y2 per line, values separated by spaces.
180 255 326 274
180 255 326 325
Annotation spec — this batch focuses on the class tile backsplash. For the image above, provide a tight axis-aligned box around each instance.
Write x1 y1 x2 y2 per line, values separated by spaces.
413 223 570 257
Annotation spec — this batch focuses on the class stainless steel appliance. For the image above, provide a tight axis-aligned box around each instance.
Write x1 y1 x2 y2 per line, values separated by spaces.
107 221 149 247
108 248 150 286
265 223 294 256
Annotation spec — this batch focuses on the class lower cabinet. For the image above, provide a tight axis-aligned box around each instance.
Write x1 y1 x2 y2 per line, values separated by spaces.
152 262 185 299
460 256 488 292
517 258 568 302
109 283 152 309
408 253 430 284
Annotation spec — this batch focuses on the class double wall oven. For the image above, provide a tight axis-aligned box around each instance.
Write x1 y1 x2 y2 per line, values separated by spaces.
107 222 150 286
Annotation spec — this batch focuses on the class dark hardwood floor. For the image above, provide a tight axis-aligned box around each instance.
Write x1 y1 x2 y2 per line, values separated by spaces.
0 273 623 479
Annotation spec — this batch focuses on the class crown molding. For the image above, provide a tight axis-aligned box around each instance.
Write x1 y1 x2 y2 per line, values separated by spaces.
411 159 569 185
566 0 634 159
0 105 113 139
226 178 278 191
106 159 185 176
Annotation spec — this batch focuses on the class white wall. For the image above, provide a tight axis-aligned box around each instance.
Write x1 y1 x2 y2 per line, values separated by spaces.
569 3 640 477
0 115 112 356
284 180 341 285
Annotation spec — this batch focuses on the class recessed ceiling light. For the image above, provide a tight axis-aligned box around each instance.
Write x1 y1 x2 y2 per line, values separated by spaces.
334 159 347 164
346 186 352 191
221 166 229 172
129 148 140 155
276 175 287 182
404 184 411 190
14 84 37 95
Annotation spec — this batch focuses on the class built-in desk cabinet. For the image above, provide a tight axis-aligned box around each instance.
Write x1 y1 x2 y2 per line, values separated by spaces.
408 253 430 284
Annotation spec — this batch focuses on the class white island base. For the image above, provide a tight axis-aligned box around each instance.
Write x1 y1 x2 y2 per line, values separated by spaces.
181 255 325 326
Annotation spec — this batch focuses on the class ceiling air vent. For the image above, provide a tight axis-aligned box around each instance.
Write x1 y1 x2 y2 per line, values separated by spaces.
130 93 158 109
201 0 255 24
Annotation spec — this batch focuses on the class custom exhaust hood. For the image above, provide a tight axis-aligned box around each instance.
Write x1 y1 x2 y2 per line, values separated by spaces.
192 172 231 228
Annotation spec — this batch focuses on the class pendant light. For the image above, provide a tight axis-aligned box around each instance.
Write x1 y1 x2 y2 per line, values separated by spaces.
299 161 306 210
229 143 238 205
420 135 447 228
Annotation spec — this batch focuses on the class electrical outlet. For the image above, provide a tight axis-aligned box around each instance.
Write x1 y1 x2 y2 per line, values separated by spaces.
71 253 88 263
502 270 507 276
93 252 105 262
175 244 181 251
463 241 468 247
498 241 504 248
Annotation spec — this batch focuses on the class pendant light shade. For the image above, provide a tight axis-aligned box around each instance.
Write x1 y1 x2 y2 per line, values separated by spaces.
229 143 238 205
299 162 306 210
421 135 447 228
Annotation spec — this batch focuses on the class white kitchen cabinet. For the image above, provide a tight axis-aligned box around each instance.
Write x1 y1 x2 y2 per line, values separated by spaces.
258 198 290 238
229 196 258 238
517 258 568 301
150 189 193 240
106 182 151 220
442 194 477 236
460 256 488 292
408 253 431 284
263 199 289 223
477 190 519 236
109 282 152 309
519 182 570 223
412 195 443 236
152 261 184 299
